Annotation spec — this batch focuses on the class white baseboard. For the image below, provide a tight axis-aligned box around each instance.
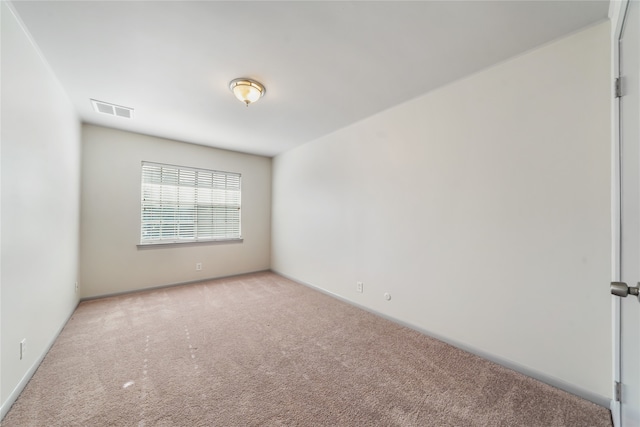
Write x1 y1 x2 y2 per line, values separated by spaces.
272 269 612 409
80 269 271 301
0 303 78 421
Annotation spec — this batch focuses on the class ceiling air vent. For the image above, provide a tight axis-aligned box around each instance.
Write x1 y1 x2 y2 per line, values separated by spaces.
90 99 134 119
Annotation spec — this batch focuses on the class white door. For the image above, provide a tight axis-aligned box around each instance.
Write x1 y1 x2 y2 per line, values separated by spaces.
614 0 640 425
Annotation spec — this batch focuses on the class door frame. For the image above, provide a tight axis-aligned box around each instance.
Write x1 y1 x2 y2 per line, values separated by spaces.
610 1 629 426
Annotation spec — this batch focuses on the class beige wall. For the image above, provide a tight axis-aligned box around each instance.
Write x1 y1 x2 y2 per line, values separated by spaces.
272 22 612 400
80 125 271 298
1 2 81 417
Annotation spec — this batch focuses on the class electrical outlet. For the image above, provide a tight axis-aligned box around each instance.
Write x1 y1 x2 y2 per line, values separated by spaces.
196 263 202 271
356 282 363 293
20 339 26 360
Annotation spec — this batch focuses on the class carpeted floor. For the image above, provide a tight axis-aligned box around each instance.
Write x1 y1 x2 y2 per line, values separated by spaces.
3 271 612 426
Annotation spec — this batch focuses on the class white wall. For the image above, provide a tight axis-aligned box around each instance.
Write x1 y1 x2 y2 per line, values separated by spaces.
80 125 271 298
272 22 612 401
1 1 81 417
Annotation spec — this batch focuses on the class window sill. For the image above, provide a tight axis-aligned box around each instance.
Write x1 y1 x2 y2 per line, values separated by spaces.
137 238 243 249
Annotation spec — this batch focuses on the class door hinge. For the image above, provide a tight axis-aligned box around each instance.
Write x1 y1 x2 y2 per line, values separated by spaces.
615 78 623 98
615 381 622 402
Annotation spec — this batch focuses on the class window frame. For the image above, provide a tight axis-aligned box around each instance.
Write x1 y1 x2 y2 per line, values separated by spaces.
139 161 242 246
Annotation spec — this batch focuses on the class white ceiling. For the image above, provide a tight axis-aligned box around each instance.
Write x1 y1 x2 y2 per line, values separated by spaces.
10 1 609 157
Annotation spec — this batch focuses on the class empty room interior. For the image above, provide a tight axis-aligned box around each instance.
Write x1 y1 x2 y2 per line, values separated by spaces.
0 0 628 425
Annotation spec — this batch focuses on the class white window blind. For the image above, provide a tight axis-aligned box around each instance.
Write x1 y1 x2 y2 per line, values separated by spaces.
140 162 241 244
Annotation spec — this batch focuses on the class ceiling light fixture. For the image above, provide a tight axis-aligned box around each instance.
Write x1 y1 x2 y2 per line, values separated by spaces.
229 78 265 107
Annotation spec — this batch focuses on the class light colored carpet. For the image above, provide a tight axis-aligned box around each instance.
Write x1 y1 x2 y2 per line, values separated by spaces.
3 271 612 426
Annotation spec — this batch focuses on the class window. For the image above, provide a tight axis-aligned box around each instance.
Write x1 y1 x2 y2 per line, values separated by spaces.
140 162 241 244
